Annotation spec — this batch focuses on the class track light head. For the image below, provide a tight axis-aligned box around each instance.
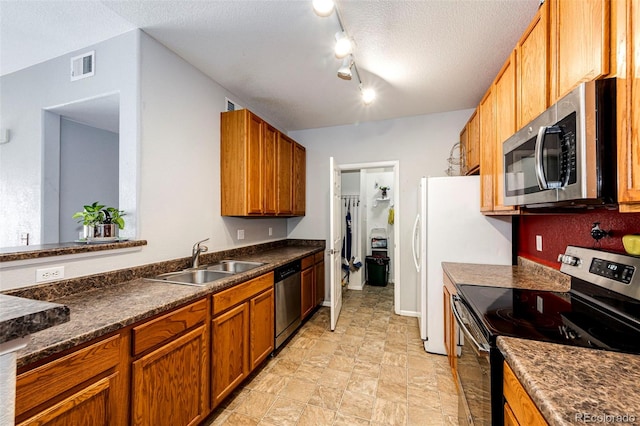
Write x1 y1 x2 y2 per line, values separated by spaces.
312 0 335 17
360 86 376 105
334 32 353 58
337 58 353 80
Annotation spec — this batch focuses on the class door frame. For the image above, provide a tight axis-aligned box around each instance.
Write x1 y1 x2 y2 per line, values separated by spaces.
338 160 401 315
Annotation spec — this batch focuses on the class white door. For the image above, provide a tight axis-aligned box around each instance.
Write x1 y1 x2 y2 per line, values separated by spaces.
329 157 342 331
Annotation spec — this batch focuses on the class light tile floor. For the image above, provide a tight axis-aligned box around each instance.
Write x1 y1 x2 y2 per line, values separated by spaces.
203 283 459 425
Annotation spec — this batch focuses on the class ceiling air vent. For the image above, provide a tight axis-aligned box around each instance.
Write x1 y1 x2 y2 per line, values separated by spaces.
70 51 95 81
225 97 243 112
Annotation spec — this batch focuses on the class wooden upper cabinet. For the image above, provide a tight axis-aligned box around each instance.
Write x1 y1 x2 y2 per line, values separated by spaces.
276 134 294 215
617 0 640 211
494 53 519 213
221 109 305 216
479 88 495 212
292 142 306 216
263 124 278 215
550 0 610 101
464 110 480 175
517 0 549 128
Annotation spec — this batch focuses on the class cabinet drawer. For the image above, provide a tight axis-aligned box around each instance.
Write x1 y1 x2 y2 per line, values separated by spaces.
301 255 314 270
132 299 207 356
16 334 120 417
314 251 324 263
503 361 547 426
213 272 274 316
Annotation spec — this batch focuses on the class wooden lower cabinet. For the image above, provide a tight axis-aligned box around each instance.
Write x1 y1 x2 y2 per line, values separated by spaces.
211 272 275 408
15 334 124 426
211 303 249 407
132 325 208 426
314 254 325 306
250 287 274 371
503 361 548 426
443 273 458 383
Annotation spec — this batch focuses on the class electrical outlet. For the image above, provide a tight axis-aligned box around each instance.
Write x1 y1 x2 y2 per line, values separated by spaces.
536 235 543 251
268 227 273 236
237 229 245 240
36 266 65 283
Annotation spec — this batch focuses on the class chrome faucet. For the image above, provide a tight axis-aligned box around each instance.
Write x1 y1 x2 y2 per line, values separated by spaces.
191 238 209 268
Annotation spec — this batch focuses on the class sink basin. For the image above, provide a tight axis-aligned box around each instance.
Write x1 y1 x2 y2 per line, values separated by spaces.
149 269 233 286
205 260 264 274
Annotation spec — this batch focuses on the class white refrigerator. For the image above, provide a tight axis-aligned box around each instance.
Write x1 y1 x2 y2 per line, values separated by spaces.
413 176 512 355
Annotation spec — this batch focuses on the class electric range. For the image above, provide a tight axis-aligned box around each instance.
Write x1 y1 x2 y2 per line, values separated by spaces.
453 246 640 425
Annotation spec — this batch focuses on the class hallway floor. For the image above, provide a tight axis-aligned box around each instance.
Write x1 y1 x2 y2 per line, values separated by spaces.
203 283 459 425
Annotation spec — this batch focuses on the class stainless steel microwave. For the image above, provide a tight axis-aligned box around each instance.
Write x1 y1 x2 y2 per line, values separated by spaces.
503 78 617 207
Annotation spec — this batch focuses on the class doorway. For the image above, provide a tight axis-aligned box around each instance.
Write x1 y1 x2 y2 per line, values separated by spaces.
336 161 400 314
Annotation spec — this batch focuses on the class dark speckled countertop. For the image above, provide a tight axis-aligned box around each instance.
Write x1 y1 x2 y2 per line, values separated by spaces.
442 257 571 292
499 336 640 425
8 242 324 369
0 294 69 344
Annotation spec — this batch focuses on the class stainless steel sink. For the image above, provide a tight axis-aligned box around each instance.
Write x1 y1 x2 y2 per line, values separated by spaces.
205 260 264 274
149 269 233 286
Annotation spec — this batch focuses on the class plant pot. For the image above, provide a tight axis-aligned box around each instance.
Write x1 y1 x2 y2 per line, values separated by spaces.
84 224 118 242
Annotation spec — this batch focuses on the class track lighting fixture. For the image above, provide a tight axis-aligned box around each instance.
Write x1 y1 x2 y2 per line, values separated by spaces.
312 0 335 17
311 0 375 105
337 57 353 80
334 32 353 58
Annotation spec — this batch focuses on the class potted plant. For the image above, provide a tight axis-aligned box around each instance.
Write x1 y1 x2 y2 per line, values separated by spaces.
73 201 125 241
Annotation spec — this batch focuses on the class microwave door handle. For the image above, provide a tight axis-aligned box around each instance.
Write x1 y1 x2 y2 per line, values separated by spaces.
534 126 550 190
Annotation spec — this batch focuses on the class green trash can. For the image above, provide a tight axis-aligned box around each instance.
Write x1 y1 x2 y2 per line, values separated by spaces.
365 256 389 286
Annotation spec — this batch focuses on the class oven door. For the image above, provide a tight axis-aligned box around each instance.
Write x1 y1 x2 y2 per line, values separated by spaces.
451 295 492 426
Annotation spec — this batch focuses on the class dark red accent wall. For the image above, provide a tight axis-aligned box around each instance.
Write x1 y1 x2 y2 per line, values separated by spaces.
518 210 640 269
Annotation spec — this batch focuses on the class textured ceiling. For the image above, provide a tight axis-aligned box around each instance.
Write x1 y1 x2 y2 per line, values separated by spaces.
1 0 540 131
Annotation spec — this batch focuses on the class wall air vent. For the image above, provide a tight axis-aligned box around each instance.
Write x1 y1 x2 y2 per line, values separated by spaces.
225 97 243 112
70 51 95 81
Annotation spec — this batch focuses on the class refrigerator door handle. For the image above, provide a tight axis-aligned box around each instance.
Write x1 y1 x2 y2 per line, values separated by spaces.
412 214 420 271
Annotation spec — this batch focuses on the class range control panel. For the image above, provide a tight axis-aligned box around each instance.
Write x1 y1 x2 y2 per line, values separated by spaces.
589 258 635 284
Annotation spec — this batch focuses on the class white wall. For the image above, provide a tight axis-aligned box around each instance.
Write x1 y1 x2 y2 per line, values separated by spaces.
0 31 289 291
288 110 473 314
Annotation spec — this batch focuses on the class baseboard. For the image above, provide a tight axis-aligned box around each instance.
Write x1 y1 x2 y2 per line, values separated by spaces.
398 310 419 317
347 283 364 290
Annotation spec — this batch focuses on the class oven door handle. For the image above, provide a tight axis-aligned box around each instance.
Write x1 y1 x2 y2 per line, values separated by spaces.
451 295 490 355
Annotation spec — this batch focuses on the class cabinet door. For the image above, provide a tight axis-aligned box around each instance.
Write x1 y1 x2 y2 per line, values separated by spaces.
465 110 480 175
504 402 520 426
460 125 469 175
276 134 293 215
250 288 274 371
494 53 519 213
132 325 207 426
301 266 315 319
618 0 640 211
263 124 278 215
247 113 264 214
479 88 495 212
292 142 306 216
18 375 117 426
517 1 549 127
442 278 457 383
211 303 249 407
550 0 610 100
315 259 325 306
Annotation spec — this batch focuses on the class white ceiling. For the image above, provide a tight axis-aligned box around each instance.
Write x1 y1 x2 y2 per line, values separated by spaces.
0 0 541 131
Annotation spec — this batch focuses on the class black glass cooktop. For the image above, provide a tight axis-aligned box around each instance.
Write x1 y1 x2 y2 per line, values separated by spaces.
458 284 640 354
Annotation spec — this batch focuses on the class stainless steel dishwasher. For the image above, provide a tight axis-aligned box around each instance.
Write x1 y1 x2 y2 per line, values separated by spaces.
274 260 301 349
